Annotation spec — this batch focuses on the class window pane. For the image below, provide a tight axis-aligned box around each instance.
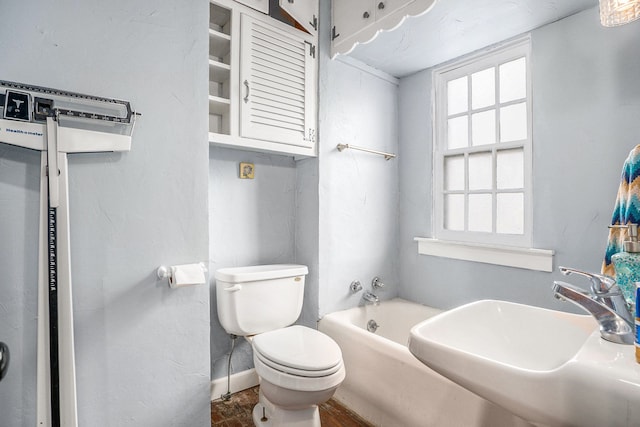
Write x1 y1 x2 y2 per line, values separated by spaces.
471 110 496 146
471 67 495 110
448 76 468 115
447 116 468 149
468 152 492 190
444 194 465 231
499 57 526 103
500 103 527 142
468 194 492 232
497 148 524 189
445 155 465 191
497 193 524 234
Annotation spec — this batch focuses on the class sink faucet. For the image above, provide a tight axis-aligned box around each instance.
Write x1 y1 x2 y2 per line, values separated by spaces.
553 266 634 345
363 291 380 306
558 266 616 294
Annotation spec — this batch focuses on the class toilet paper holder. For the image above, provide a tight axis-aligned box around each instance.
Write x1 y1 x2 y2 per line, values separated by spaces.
157 262 208 288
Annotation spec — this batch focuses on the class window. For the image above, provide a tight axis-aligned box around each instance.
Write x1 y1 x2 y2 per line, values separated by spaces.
433 37 532 248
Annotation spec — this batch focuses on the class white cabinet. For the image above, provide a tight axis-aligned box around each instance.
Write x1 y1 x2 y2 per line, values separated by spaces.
240 13 316 148
234 0 268 14
376 0 414 20
278 0 318 34
210 0 318 157
332 0 371 41
331 0 436 57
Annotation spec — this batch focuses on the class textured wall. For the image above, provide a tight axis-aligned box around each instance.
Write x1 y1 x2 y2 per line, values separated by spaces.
313 0 401 317
208 147 297 379
317 57 401 316
398 6 640 310
0 1 210 426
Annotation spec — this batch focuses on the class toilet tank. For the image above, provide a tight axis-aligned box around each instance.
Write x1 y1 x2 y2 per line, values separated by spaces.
215 264 308 336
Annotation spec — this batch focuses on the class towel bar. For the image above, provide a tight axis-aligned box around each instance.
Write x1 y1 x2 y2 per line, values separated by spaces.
336 143 396 160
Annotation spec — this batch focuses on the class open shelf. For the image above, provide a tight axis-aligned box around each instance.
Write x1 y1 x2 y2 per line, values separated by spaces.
209 58 231 83
210 2 232 136
210 28 231 62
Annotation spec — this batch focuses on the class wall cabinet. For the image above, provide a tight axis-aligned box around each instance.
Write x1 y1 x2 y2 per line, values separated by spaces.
235 0 268 14
240 14 316 148
278 0 318 34
331 0 436 57
209 0 318 158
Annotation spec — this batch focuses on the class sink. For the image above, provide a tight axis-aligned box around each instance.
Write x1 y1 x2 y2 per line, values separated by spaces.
408 300 640 427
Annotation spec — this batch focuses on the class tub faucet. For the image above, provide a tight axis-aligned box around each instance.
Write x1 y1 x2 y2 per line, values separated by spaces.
363 291 380 306
553 266 634 344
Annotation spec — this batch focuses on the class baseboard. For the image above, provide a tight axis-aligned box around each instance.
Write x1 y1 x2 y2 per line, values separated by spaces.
211 368 259 401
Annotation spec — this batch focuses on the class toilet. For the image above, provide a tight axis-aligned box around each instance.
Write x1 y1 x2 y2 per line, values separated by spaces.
215 264 345 427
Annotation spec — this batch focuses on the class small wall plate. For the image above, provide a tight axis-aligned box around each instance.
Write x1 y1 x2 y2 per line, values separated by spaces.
239 162 255 179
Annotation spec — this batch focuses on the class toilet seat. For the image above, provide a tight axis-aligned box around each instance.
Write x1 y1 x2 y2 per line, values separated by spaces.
253 352 345 392
252 325 345 392
254 348 342 377
252 325 343 373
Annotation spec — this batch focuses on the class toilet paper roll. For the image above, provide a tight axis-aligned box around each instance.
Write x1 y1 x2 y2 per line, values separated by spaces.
169 263 207 288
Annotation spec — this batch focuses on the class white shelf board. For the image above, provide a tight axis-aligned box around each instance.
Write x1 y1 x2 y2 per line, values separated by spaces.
209 95 230 116
210 28 231 60
209 58 231 83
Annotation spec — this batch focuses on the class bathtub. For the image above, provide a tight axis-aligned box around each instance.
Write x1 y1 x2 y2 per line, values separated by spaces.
318 298 533 427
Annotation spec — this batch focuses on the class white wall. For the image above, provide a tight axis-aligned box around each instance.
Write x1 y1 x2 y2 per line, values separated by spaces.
0 1 210 426
398 7 640 310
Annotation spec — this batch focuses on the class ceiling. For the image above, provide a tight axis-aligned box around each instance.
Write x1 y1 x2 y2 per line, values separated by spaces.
345 0 599 77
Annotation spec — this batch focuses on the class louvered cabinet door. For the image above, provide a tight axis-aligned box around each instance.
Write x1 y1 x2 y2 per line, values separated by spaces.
239 13 317 148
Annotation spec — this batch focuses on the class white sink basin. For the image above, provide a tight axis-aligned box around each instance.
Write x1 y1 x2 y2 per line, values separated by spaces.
408 300 640 427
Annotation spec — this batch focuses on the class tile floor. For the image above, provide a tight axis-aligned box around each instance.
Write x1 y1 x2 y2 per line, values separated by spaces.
211 386 374 427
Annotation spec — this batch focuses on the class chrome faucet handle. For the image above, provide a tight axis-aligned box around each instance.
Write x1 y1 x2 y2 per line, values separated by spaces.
372 276 385 289
553 281 634 344
350 280 363 293
558 266 616 294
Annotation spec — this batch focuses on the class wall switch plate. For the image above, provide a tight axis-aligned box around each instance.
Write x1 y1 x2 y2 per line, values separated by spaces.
239 162 255 179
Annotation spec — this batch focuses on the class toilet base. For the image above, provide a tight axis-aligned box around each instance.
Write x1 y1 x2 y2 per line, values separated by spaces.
252 395 321 427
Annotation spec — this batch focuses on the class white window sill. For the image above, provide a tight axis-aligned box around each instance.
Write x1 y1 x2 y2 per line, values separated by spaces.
414 237 554 272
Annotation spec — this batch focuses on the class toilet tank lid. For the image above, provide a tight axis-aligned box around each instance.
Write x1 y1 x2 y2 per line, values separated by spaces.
214 264 308 283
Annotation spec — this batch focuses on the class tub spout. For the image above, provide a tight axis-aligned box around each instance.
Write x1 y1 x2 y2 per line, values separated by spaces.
363 291 380 306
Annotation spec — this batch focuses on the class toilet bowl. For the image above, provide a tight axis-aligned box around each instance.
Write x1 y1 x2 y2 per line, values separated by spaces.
251 326 345 426
215 265 345 426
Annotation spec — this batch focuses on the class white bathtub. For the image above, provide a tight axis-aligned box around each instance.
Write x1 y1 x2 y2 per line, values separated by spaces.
318 298 533 427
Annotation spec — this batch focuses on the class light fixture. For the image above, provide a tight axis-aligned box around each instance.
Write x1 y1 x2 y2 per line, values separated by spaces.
600 0 640 26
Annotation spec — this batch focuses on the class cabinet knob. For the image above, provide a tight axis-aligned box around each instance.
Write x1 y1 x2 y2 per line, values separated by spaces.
378 2 385 10
363 11 370 19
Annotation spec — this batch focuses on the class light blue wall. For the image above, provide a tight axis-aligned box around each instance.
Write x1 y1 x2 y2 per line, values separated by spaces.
317 58 400 315
0 1 210 426
208 147 298 378
398 7 640 310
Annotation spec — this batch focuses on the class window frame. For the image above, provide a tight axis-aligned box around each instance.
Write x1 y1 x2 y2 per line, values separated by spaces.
432 36 533 248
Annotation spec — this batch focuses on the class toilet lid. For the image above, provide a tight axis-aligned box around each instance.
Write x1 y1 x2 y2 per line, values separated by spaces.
252 325 342 373
254 349 343 378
